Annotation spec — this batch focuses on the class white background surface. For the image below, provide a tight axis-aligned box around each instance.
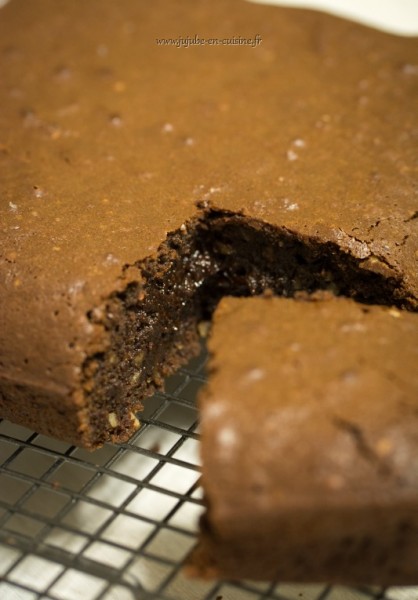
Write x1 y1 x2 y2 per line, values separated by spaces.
249 0 418 36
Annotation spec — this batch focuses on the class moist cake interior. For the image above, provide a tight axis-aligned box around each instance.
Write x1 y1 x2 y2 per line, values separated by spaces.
82 208 415 448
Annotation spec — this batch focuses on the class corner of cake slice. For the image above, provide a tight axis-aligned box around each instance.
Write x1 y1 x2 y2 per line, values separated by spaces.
187 295 418 584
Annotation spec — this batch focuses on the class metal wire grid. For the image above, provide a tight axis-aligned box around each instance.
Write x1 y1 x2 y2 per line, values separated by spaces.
0 344 417 600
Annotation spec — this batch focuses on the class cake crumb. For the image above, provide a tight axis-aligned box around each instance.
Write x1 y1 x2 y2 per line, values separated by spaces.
197 321 211 338
131 371 140 384
33 186 45 198
152 369 164 386
243 367 265 383
283 198 299 211
130 412 141 430
133 351 145 367
108 412 119 428
217 426 237 448
292 138 306 148
109 113 123 127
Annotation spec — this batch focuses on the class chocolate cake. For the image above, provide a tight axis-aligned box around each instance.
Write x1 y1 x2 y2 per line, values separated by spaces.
0 0 417 452
189 296 418 584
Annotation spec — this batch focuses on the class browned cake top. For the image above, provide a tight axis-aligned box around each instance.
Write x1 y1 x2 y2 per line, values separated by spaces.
191 295 418 583
0 0 417 391
201 295 418 515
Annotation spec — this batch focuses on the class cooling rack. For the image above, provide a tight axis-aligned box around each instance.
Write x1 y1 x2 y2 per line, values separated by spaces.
0 342 417 600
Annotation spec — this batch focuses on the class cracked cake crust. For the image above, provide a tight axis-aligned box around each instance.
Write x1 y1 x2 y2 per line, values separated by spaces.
0 0 417 446
1 208 415 447
0 0 417 584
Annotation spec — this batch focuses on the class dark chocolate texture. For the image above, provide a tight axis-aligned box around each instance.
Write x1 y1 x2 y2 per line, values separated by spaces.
189 296 418 584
